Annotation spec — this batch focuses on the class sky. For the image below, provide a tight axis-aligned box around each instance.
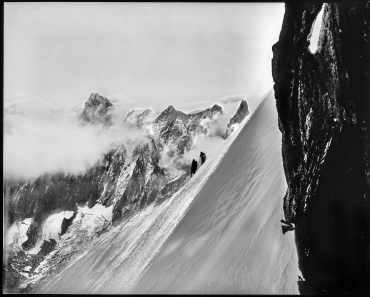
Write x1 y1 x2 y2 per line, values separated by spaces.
4 3 290 180
4 2 285 112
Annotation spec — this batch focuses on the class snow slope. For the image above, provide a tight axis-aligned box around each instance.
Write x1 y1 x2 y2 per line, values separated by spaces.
133 89 299 294
38 89 299 294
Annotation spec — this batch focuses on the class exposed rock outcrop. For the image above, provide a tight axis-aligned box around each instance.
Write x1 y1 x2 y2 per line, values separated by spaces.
187 104 223 136
272 2 370 294
80 93 114 126
224 100 249 138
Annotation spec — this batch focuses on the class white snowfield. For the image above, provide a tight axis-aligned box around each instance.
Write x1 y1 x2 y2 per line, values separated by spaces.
39 89 299 294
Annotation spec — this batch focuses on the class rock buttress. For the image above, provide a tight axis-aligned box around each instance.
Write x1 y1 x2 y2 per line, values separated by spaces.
272 2 370 294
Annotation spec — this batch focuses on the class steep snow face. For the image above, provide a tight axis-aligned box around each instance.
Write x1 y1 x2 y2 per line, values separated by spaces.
133 89 299 294
38 90 299 294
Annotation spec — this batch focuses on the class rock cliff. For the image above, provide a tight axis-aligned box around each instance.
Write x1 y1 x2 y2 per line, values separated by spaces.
272 2 370 294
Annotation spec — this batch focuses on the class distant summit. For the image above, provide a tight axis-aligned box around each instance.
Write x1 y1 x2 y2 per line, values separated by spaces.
80 93 114 126
224 100 249 138
154 105 188 125
125 108 157 129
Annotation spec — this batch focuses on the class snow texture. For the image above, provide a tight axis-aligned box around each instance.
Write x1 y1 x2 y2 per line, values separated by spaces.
38 90 299 294
4 218 33 247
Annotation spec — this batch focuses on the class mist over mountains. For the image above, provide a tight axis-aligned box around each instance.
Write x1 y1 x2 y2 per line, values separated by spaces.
4 92 252 180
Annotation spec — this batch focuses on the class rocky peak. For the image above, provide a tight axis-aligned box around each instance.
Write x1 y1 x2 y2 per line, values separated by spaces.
167 105 176 112
85 93 113 108
230 100 249 123
224 100 249 138
188 104 223 118
154 105 188 125
80 93 114 126
141 109 155 117
126 108 157 130
211 104 223 113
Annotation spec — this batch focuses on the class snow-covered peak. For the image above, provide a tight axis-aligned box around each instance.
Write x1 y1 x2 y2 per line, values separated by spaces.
187 104 222 117
125 108 146 123
154 105 188 125
125 108 157 132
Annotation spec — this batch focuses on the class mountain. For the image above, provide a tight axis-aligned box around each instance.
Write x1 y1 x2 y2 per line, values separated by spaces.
125 104 224 155
224 100 249 138
187 104 223 136
35 90 299 294
125 108 157 130
80 93 114 125
3 93 250 293
151 105 192 154
272 2 370 294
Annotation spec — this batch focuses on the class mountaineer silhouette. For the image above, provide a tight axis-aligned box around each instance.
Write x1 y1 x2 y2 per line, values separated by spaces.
190 159 198 177
200 152 206 165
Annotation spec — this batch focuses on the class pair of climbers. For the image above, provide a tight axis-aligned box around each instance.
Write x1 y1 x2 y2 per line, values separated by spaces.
190 151 207 177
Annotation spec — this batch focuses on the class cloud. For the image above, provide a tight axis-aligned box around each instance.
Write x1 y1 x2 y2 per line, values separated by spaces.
3 96 148 181
179 92 267 165
219 95 246 105
3 92 266 181
182 134 224 164
158 146 186 178
108 94 144 124
220 92 264 112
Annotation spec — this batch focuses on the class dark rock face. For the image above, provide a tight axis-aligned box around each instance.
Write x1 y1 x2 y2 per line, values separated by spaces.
153 105 192 154
272 2 370 294
111 141 167 222
80 93 114 125
60 212 77 236
224 100 249 138
4 140 166 238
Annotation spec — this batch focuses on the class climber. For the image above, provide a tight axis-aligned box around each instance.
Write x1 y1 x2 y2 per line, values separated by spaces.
190 159 198 177
281 219 295 234
200 151 206 165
